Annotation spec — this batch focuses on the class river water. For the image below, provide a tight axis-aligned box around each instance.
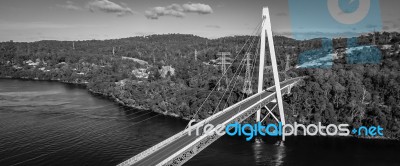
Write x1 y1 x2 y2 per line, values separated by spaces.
0 79 400 166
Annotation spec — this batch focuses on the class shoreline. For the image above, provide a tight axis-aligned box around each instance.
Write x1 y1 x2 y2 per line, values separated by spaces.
0 76 188 120
0 76 397 141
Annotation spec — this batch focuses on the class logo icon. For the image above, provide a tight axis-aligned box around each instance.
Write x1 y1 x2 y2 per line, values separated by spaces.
288 0 382 68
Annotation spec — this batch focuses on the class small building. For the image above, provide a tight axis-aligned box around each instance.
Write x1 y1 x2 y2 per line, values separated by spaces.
13 65 22 70
116 79 129 87
132 68 149 79
25 59 40 66
381 44 392 50
159 66 175 78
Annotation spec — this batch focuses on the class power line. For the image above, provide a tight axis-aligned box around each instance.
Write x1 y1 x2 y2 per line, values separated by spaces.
221 33 260 112
203 27 260 128
185 19 264 127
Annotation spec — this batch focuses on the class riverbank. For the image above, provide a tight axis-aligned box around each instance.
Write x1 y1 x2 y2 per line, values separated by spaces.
2 78 399 166
0 76 187 120
87 86 186 119
0 76 398 140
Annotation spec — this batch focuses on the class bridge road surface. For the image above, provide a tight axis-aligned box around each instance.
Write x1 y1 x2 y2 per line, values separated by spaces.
129 79 298 166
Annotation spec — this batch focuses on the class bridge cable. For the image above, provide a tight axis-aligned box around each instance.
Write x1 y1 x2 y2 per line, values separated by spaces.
196 24 261 119
222 34 260 121
216 32 260 114
200 29 260 129
185 20 263 128
236 19 266 115
210 37 254 115
1 19 266 165
222 35 261 112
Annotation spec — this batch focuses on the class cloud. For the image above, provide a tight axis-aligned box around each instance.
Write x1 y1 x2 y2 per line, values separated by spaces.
145 4 185 19
182 3 213 14
205 25 221 29
57 1 82 11
145 3 213 19
88 0 134 16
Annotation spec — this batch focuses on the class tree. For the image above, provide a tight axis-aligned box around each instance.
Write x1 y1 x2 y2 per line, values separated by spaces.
0 41 17 65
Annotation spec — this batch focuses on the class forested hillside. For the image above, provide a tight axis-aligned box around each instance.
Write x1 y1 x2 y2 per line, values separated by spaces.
1 33 400 139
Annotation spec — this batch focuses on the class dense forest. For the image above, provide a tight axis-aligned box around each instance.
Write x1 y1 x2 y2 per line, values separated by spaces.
1 32 400 139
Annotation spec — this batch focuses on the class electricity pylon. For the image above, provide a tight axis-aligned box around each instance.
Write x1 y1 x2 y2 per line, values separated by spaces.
217 52 231 89
243 53 253 95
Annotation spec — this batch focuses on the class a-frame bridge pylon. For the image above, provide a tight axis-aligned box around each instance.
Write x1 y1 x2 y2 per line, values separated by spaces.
256 7 286 125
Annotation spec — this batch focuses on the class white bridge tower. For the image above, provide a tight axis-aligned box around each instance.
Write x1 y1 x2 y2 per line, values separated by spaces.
256 7 286 125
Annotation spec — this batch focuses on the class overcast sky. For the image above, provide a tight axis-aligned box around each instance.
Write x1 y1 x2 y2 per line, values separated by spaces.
0 0 399 42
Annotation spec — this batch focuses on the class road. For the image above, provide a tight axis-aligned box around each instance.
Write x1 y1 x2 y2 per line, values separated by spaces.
123 78 300 166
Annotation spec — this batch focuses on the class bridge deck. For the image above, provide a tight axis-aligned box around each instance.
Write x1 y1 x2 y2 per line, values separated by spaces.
120 79 300 166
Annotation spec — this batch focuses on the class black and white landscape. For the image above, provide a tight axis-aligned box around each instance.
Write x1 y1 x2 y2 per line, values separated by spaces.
1 0 400 166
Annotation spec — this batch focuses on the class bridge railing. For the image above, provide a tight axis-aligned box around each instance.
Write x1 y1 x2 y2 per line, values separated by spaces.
118 77 302 166
157 80 301 166
266 77 304 91
117 86 263 166
203 77 302 126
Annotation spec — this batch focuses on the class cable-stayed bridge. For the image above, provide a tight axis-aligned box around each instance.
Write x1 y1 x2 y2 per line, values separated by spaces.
118 7 303 166
0 6 304 166
118 78 301 166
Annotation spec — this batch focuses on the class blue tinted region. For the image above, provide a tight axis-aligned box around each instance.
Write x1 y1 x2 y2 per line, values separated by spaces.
298 39 333 68
288 0 382 68
346 38 381 64
339 0 360 13
288 0 382 39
